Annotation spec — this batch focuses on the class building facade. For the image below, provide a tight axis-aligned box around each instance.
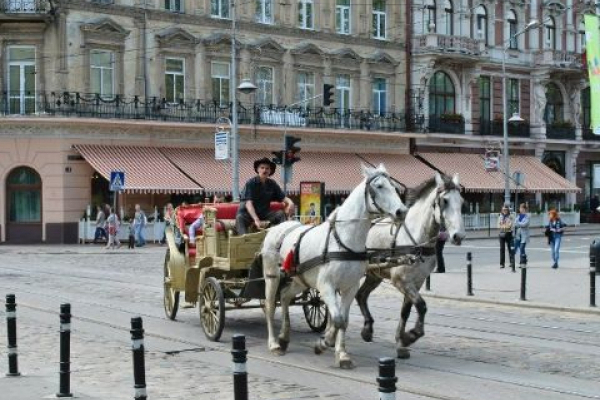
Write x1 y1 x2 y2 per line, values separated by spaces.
0 0 412 243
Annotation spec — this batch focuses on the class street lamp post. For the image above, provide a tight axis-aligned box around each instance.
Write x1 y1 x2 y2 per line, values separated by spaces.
230 1 256 202
502 19 539 208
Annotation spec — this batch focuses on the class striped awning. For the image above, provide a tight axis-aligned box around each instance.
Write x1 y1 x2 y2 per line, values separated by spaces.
418 152 580 193
74 144 203 194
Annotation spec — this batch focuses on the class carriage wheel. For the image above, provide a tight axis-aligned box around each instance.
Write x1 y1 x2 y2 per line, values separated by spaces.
199 277 225 341
302 288 328 333
163 249 180 320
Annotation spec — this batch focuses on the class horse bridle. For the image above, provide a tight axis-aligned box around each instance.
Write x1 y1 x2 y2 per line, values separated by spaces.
364 172 399 218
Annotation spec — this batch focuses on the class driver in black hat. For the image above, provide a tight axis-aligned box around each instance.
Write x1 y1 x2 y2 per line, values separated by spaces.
235 157 295 235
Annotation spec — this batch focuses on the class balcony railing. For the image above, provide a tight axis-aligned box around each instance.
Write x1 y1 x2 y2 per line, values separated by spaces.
0 92 411 133
583 128 600 141
1 0 47 13
534 50 584 69
546 125 576 140
413 34 482 56
428 116 465 134
479 120 530 138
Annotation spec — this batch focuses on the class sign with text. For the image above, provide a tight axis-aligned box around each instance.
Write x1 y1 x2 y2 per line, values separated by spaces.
299 181 324 224
215 130 230 160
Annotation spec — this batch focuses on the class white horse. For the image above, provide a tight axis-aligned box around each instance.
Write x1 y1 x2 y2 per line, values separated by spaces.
357 172 466 359
260 163 407 369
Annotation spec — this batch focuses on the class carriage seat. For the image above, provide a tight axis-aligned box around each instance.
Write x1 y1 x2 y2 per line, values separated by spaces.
205 202 285 236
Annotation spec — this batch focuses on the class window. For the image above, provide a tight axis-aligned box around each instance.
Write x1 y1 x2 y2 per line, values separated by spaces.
298 0 314 29
164 0 183 12
475 5 488 45
211 62 230 106
428 71 455 117
579 20 586 53
255 0 272 23
425 0 436 33
544 83 563 124
256 66 274 105
7 167 41 223
296 71 315 107
165 58 185 103
582 86 591 129
90 49 114 98
8 46 35 115
443 0 453 35
507 78 519 116
336 0 351 34
479 76 491 132
211 0 230 18
372 77 387 115
546 16 556 49
336 74 351 110
508 9 518 49
372 0 386 39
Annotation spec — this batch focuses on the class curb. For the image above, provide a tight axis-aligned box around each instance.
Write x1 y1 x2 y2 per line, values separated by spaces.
423 292 600 315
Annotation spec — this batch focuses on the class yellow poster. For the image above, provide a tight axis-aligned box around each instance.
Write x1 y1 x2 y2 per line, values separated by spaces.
300 182 323 224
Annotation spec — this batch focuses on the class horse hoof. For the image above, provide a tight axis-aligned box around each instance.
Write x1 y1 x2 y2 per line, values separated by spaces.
270 347 285 356
278 338 289 352
396 348 411 359
314 345 323 355
361 328 373 342
335 355 355 369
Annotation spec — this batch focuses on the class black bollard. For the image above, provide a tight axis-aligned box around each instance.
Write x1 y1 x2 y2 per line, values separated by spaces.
466 252 473 296
377 357 397 400
231 334 248 400
425 275 431 291
591 254 596 307
520 266 527 301
5 294 20 377
130 317 147 400
57 304 73 397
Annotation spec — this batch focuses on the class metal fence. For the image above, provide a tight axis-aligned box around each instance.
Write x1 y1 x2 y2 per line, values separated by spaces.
2 91 411 133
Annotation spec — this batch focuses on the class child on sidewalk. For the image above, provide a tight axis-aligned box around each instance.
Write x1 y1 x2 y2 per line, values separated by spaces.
128 221 135 249
105 207 121 250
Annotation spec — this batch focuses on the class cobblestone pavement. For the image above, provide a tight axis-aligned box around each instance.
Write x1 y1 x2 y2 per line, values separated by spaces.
1 244 600 400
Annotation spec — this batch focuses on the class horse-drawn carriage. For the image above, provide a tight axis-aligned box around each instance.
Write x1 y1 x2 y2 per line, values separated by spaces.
163 201 328 341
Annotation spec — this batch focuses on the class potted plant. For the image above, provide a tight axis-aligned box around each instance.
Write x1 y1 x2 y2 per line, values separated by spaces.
440 113 464 123
550 120 575 129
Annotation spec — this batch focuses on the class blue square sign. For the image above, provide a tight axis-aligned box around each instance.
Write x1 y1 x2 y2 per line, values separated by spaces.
109 171 125 192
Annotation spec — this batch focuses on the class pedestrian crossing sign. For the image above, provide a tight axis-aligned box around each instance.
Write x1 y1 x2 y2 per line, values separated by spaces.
109 171 125 192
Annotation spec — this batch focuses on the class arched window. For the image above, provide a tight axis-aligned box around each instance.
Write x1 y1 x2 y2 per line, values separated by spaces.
578 20 586 53
429 71 455 117
546 16 556 50
508 9 518 49
544 83 563 124
475 5 488 45
425 0 436 33
444 0 453 35
7 166 41 223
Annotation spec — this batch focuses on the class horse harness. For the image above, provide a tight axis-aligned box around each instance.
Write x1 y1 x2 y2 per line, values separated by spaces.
278 172 392 278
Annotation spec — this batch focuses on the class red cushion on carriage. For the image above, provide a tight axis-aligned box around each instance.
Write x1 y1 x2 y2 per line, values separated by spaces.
176 204 204 236
210 202 285 232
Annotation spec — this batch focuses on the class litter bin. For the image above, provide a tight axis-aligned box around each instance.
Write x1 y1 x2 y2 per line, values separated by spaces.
590 240 600 275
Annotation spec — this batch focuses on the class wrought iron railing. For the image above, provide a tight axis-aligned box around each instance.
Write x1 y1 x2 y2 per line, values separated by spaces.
583 128 600 141
428 116 465 134
0 0 47 13
0 91 412 133
546 125 576 140
479 120 530 138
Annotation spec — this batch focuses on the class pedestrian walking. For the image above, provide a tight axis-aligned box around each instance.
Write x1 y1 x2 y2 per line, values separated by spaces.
105 207 121 249
128 221 135 249
546 209 566 269
434 228 448 273
133 204 147 247
513 203 530 265
161 203 174 245
93 205 108 244
497 205 515 270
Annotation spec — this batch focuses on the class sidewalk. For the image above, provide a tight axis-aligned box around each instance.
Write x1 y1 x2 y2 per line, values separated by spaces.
465 222 600 241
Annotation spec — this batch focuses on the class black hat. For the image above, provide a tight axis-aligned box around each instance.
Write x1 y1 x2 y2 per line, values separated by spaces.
254 157 276 176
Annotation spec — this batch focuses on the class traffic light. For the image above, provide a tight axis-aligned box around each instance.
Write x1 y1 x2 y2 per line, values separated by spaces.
284 136 301 166
271 150 284 165
323 83 335 106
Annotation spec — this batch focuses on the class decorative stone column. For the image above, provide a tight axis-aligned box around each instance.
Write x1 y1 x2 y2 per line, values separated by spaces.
530 76 548 140
359 59 370 109
566 147 580 207
282 50 294 104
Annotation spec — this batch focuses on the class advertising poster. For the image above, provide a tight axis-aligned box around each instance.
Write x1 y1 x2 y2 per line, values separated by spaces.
300 182 324 224
585 15 600 135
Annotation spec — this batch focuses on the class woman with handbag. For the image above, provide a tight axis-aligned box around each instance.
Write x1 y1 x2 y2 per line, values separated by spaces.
546 209 566 269
497 205 515 270
513 203 530 265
